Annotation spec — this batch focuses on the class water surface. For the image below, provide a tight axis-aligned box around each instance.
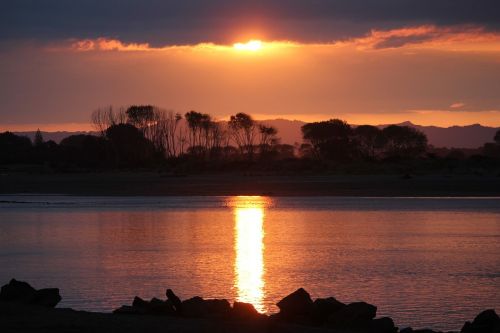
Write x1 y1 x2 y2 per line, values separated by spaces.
0 195 499 331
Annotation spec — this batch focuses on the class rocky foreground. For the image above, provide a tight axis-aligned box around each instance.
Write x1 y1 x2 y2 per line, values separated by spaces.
0 279 498 333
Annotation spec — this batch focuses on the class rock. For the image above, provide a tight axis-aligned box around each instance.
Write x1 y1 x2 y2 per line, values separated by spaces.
114 296 175 316
132 296 149 309
369 317 397 333
461 309 500 333
181 297 231 318
0 279 61 307
0 279 37 303
232 302 261 320
400 327 414 333
33 288 61 308
327 301 377 330
276 288 313 319
113 305 144 315
311 297 346 324
166 289 182 314
413 330 440 333
148 297 176 315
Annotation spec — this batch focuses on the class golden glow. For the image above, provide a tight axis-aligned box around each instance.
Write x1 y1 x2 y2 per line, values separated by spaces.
233 40 263 51
232 196 268 312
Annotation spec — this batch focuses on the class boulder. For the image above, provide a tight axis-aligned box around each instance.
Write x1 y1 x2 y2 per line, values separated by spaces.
113 305 144 315
147 297 176 315
276 288 313 319
0 279 37 303
166 289 182 314
461 309 500 333
311 297 346 324
400 327 413 333
327 301 377 330
132 296 149 309
369 317 397 333
232 302 261 320
33 288 61 308
181 297 231 318
114 296 175 316
0 279 61 307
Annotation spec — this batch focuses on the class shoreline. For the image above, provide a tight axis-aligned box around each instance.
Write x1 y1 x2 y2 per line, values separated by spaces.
1 173 500 197
1 279 498 333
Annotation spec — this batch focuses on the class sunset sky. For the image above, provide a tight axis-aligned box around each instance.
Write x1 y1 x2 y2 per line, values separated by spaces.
1 0 500 130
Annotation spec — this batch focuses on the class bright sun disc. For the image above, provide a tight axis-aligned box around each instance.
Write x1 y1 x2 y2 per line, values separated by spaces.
233 40 263 51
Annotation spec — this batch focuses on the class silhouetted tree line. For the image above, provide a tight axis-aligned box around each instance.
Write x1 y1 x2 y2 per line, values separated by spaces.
1 105 499 173
300 119 428 161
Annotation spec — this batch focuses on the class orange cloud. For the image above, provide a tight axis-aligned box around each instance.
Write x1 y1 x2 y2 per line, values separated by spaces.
450 102 465 109
61 25 500 55
71 38 151 51
352 25 500 51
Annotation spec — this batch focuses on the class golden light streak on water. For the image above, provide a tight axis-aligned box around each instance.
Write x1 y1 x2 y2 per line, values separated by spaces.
232 196 267 313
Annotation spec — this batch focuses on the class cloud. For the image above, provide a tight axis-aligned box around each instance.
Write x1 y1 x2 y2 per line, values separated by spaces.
70 39 151 52
352 25 500 51
450 102 465 109
57 26 500 54
1 0 500 45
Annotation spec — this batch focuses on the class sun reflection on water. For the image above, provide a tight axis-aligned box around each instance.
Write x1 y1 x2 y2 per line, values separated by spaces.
231 196 269 313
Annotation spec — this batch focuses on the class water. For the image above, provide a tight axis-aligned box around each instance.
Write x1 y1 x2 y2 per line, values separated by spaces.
0 195 499 331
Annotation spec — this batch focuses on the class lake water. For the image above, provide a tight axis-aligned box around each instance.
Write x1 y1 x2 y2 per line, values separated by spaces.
0 195 499 331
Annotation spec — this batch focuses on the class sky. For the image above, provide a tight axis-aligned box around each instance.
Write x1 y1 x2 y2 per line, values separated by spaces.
1 0 500 130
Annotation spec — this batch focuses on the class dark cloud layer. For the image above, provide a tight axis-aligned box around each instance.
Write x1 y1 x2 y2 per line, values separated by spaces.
1 0 499 44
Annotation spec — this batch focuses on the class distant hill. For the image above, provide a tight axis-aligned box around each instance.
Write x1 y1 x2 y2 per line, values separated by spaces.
387 121 499 149
14 131 97 143
13 121 499 148
260 119 499 149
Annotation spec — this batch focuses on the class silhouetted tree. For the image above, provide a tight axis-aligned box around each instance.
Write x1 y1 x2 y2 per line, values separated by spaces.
354 125 383 160
301 119 352 161
185 110 204 150
91 106 126 136
381 125 428 159
258 125 279 154
126 105 155 129
106 124 155 167
34 129 44 148
229 113 256 157
60 134 107 168
494 129 500 145
0 132 32 164
159 111 183 158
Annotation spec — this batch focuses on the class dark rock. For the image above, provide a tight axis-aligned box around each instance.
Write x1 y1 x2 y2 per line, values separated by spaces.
0 279 61 307
311 297 346 324
413 330 440 333
461 309 500 333
148 297 176 315
113 305 145 315
0 279 37 303
370 317 397 333
132 296 149 309
232 302 261 320
202 299 231 318
33 288 61 308
276 288 313 319
327 301 377 330
114 296 175 316
166 289 182 314
400 327 414 333
149 297 164 306
181 297 231 318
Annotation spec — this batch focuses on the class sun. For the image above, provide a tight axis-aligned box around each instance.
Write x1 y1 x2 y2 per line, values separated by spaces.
233 40 263 51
